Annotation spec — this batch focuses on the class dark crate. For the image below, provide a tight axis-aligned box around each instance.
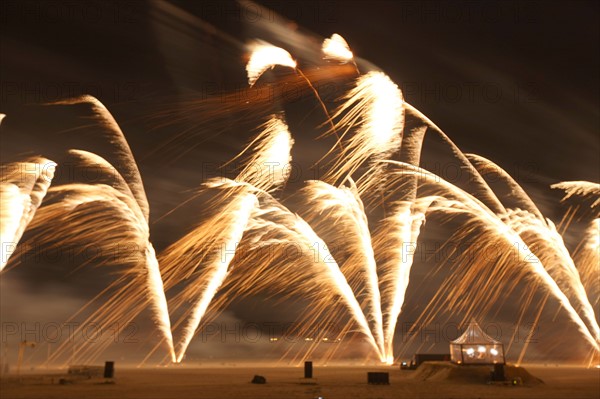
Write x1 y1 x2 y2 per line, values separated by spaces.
367 372 389 385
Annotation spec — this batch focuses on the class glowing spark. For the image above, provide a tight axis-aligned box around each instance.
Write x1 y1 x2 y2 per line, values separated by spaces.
1 158 55 271
322 34 353 62
506 210 600 343
175 192 258 362
6 34 598 368
376 199 433 363
51 96 150 220
233 114 294 192
325 71 404 182
246 41 296 87
382 161 600 352
281 212 384 360
552 181 600 208
299 179 384 356
145 245 176 363
22 151 176 363
574 219 600 308
467 154 544 221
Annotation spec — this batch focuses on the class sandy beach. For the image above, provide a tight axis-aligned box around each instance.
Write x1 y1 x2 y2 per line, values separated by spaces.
1 364 598 399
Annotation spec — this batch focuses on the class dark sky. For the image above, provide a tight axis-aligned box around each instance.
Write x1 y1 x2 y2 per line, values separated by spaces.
0 1 598 364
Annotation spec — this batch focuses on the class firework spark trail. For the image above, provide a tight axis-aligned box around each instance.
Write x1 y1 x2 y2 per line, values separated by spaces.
51 96 151 220
311 43 507 359
223 114 294 193
425 198 600 353
322 34 353 63
174 191 258 362
156 183 257 362
72 150 175 361
355 122 430 363
246 41 340 142
466 154 545 221
245 41 335 137
12 97 178 360
465 156 600 337
351 115 494 362
574 219 600 307
165 115 294 362
163 130 380 361
341 104 432 363
400 103 506 215
551 180 599 308
298 179 385 356
382 161 600 352
552 181 600 209
162 179 383 362
505 210 600 342
18 151 176 362
25 183 162 362
434 200 600 353
378 127 432 364
319 42 502 215
323 71 404 184
322 33 360 76
0 158 55 271
239 197 385 360
5 32 597 366
291 216 383 359
144 245 176 361
246 41 297 87
373 199 435 364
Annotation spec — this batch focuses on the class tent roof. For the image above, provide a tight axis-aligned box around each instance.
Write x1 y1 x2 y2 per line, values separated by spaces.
450 321 501 345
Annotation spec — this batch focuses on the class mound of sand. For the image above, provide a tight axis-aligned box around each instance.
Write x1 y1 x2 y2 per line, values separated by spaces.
412 361 544 385
503 365 544 385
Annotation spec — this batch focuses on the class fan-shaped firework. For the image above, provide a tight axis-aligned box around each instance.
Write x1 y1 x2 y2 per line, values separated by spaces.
246 41 297 87
1 157 55 271
322 33 353 63
2 30 598 369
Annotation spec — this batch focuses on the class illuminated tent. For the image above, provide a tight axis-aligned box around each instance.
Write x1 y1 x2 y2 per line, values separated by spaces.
450 321 505 365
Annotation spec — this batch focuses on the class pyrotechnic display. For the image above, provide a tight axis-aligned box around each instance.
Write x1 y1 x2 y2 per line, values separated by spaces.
1 1 598 398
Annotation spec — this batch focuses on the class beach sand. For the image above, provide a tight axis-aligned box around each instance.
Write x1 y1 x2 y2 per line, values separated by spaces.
1 364 598 399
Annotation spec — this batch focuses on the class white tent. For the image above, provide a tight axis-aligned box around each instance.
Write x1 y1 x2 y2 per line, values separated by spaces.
450 321 505 365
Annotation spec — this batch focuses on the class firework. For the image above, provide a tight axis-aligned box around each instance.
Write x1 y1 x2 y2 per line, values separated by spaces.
225 114 294 192
324 71 404 183
373 199 433 364
173 189 258 362
552 181 600 208
380 161 600 352
297 179 385 356
3 29 599 369
574 219 600 307
246 41 297 87
0 158 55 271
14 150 176 363
322 33 353 63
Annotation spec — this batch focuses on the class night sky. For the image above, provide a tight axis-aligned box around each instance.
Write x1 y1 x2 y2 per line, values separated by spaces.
1 1 598 364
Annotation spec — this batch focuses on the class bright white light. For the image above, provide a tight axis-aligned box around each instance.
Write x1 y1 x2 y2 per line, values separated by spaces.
477 346 486 353
466 348 475 356
246 42 296 87
490 348 499 356
322 33 353 62
238 115 294 192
